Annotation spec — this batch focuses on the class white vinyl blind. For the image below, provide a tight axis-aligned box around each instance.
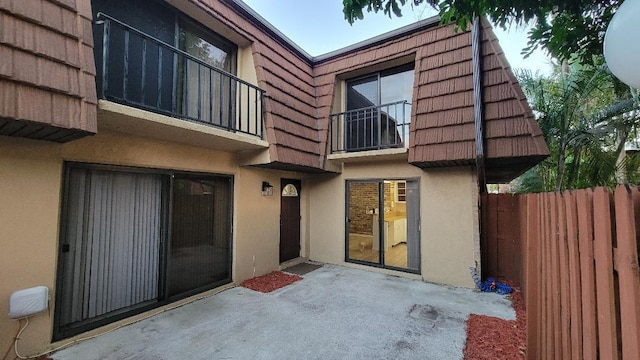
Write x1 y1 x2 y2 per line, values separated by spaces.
59 168 162 326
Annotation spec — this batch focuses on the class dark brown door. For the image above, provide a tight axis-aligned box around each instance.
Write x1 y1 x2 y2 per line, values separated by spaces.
280 179 301 263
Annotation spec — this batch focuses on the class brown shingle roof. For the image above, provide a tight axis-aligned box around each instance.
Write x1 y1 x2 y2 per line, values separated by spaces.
0 0 547 178
408 19 548 182
0 0 97 141
479 19 549 182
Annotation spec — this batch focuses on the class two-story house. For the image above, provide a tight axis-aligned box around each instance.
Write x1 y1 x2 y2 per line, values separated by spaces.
0 0 548 355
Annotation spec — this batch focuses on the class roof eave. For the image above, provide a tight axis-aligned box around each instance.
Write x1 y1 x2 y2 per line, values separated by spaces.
312 16 441 64
223 0 441 65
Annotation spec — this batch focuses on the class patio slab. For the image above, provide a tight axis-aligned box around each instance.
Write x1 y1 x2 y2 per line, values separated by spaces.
51 264 515 360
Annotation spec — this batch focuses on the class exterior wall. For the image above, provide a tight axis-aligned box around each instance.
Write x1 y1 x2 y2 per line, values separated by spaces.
307 160 478 288
0 131 299 355
238 45 259 86
234 168 308 281
0 137 63 356
421 167 479 287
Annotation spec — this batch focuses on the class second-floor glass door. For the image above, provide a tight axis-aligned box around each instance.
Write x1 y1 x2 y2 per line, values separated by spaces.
177 19 237 128
344 64 414 151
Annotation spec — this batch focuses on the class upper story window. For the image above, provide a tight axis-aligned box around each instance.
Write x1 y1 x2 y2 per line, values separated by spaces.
330 63 414 153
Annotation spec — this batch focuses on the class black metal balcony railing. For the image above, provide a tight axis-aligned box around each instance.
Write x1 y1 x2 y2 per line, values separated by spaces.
329 101 411 153
95 13 265 139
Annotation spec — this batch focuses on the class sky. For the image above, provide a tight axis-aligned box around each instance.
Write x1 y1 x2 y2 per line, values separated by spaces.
241 0 553 76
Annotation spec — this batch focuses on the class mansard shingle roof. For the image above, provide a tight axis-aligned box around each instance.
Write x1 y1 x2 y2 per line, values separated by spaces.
0 0 548 181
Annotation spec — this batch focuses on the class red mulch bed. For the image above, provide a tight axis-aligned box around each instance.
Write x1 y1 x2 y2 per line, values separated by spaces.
240 271 302 293
463 283 527 360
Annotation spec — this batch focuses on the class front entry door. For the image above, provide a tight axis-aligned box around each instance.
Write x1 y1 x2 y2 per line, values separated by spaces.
280 179 301 263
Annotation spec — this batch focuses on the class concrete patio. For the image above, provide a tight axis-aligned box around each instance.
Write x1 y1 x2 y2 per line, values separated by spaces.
51 264 515 360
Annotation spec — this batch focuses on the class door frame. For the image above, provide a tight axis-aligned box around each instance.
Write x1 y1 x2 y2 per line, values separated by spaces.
279 178 301 263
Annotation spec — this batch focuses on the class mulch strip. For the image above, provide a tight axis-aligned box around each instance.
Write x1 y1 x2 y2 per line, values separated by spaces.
463 283 527 360
240 271 302 293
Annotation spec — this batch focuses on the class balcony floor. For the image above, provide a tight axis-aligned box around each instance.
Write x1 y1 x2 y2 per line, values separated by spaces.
327 146 408 163
98 100 269 152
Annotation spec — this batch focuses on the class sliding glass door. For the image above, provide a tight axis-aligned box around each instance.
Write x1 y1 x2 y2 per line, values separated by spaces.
345 179 420 272
55 164 232 340
168 176 232 296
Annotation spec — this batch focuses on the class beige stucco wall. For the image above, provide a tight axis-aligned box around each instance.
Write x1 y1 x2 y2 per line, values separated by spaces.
0 130 301 356
307 160 479 288
421 167 479 287
0 137 63 358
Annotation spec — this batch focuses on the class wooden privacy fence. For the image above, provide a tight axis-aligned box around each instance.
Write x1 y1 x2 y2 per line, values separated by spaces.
480 193 526 284
483 186 640 359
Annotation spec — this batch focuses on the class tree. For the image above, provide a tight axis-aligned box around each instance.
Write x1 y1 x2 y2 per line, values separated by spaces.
343 0 622 64
511 65 640 192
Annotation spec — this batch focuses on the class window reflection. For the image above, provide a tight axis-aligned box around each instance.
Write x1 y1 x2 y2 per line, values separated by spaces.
177 19 237 126
344 64 414 151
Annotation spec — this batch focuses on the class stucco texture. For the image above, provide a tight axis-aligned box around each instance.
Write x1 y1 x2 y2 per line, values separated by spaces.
0 137 62 356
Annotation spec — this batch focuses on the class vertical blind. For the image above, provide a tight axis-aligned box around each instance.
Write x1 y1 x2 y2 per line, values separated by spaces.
59 168 162 327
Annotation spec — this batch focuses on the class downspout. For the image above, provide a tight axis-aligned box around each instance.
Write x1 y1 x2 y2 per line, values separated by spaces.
471 17 486 278
472 17 486 192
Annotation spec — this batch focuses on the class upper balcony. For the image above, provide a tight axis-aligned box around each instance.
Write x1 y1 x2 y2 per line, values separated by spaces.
94 13 267 151
328 100 411 162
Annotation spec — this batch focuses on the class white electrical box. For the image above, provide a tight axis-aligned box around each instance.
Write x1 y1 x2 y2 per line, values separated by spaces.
8 286 49 319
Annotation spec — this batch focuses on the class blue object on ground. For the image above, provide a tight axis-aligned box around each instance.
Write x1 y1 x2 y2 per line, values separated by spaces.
469 268 513 294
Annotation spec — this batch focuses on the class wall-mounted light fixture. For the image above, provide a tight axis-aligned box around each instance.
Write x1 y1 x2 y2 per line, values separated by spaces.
261 181 274 196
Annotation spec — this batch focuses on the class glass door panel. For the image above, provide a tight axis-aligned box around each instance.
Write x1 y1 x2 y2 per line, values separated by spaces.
168 176 231 297
346 181 380 264
382 180 407 268
177 19 236 125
